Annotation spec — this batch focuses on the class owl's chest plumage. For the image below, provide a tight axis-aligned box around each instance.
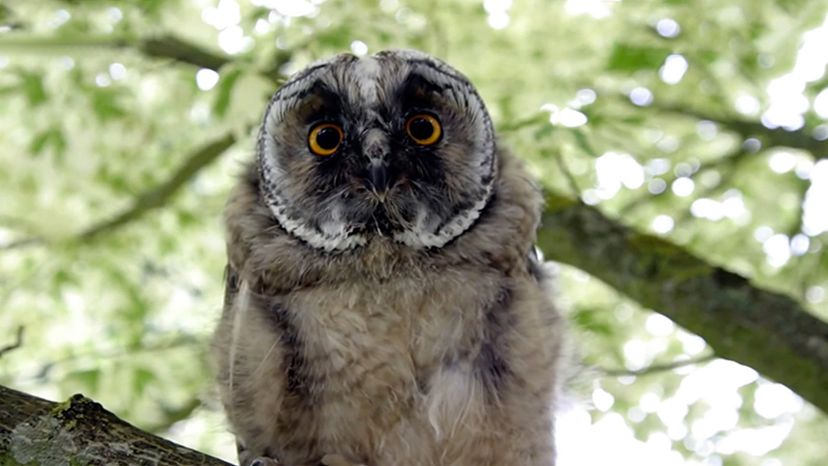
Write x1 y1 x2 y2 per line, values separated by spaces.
232 267 508 462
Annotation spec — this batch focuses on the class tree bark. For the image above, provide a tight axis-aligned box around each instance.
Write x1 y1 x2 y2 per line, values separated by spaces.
0 384 232 466
537 193 828 413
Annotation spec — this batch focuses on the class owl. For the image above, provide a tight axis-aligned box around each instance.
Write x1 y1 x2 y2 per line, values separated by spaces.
212 50 564 466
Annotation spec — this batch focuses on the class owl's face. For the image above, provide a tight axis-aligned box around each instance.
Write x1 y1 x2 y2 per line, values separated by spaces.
258 50 496 251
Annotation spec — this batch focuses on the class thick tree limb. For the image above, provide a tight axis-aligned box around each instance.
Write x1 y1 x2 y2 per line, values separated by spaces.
537 194 828 413
0 384 232 466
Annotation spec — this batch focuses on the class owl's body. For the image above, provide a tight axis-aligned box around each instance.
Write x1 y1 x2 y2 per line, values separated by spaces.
213 51 563 466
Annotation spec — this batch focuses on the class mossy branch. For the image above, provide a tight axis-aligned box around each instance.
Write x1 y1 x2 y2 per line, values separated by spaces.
537 194 828 413
0 384 232 466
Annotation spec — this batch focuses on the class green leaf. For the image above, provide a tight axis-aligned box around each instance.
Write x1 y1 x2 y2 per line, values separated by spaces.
28 126 66 159
607 44 670 71
133 366 156 395
212 68 243 117
571 307 614 335
90 88 127 120
569 128 600 157
20 70 48 106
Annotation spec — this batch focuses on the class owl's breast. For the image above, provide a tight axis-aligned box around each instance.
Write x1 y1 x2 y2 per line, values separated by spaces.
264 268 503 459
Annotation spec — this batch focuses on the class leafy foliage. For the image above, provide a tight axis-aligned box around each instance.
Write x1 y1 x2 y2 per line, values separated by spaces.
0 1 826 465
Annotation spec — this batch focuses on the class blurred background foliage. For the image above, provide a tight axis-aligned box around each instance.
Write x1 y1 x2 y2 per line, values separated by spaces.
1 0 827 465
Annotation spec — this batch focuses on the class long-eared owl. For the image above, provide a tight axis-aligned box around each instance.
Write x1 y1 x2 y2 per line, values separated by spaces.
213 50 564 466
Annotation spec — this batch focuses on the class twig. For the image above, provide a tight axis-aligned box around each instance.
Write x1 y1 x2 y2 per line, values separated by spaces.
595 353 716 377
644 101 828 160
0 326 24 359
29 335 200 382
497 112 547 133
144 398 204 434
0 237 44 251
618 144 751 217
553 152 582 197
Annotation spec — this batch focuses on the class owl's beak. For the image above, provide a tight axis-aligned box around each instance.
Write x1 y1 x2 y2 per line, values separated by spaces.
367 159 391 199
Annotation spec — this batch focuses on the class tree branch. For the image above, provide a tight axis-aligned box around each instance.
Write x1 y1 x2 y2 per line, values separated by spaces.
138 34 231 71
0 31 295 250
0 237 44 251
3 132 236 249
79 132 237 241
537 194 828 413
0 384 232 465
648 102 828 159
0 34 229 70
0 33 288 84
595 353 717 378
0 326 24 359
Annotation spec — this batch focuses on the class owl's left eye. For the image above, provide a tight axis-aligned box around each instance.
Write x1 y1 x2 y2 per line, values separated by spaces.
405 113 442 146
308 123 344 156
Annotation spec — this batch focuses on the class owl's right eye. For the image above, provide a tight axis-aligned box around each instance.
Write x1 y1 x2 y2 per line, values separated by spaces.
308 123 344 156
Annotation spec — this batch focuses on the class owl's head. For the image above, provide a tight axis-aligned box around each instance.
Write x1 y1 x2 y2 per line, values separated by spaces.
257 50 496 251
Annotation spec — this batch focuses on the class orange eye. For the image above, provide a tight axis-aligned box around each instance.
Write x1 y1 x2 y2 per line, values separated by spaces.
405 113 442 146
308 123 344 156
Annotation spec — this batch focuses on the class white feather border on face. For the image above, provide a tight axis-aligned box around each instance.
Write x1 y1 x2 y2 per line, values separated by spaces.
259 143 368 251
257 50 497 252
258 57 370 252
393 182 494 249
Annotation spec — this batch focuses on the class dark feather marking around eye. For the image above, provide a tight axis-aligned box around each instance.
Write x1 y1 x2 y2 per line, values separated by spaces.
265 302 314 401
405 58 472 86
273 79 345 126
402 72 450 94
397 73 452 111
475 284 515 402
271 62 332 101
287 81 348 126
